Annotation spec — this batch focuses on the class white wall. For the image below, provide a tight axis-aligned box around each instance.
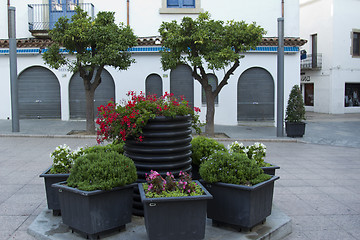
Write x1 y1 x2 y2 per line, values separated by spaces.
2 0 299 39
300 0 360 114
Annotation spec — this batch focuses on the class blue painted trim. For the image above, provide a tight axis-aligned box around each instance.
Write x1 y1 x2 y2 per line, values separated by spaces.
0 48 40 54
0 46 299 55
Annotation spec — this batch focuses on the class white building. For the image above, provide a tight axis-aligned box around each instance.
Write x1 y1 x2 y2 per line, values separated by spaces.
300 0 360 114
0 0 304 126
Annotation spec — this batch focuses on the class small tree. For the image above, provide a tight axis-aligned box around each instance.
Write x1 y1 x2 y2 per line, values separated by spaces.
159 12 265 136
43 8 137 134
285 85 306 122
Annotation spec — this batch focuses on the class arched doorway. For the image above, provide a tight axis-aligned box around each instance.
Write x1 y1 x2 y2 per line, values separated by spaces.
69 69 115 119
170 64 194 106
237 67 274 121
18 66 61 119
145 74 163 97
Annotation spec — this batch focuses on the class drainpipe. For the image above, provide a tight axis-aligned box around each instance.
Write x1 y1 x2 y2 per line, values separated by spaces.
127 0 130 26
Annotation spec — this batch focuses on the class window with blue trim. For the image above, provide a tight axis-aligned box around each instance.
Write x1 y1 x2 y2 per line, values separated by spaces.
160 0 202 14
167 0 195 8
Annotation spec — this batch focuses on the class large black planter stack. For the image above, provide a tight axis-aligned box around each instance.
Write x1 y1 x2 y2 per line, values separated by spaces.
124 115 193 215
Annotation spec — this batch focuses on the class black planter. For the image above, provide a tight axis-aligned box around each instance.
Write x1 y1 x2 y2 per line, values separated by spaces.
201 176 279 231
52 182 134 239
138 181 213 240
39 166 70 216
261 163 280 175
124 115 193 215
191 164 201 180
285 121 306 137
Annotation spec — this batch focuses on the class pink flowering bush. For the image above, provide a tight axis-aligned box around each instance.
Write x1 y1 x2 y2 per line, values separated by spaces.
143 170 203 198
96 91 202 144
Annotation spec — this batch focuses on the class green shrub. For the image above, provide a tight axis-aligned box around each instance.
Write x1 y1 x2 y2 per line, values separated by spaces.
191 136 226 166
199 151 271 186
83 142 124 154
67 151 137 191
285 85 306 122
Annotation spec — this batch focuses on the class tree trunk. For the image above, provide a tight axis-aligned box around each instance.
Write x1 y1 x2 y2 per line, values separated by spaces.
205 90 216 137
85 88 96 134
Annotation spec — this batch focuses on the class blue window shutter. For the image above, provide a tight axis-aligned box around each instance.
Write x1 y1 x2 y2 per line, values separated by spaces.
183 0 195 7
167 0 180 7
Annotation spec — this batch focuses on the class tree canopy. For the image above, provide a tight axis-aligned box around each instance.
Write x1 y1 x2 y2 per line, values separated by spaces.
43 8 137 133
159 12 266 136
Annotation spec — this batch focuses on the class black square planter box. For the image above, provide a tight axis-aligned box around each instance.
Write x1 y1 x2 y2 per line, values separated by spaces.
201 176 279 231
39 166 70 215
261 163 280 175
52 181 135 239
285 122 306 137
138 180 213 240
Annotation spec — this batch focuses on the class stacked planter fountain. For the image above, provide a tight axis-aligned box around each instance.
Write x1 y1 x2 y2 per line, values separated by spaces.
124 115 193 215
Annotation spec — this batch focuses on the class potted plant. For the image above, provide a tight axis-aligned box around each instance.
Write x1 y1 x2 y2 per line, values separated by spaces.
97 91 203 215
285 85 306 137
199 151 279 231
52 150 137 239
227 141 280 175
40 144 84 215
190 136 227 179
40 143 125 215
138 170 212 240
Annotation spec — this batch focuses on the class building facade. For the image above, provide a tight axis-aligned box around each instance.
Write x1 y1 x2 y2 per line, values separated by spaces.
300 0 360 114
0 0 304 126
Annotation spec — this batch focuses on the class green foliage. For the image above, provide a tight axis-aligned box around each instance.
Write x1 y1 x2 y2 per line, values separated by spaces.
228 141 270 167
199 151 271 186
83 142 124 154
285 85 306 122
50 144 84 174
159 12 265 136
159 12 265 71
143 183 204 198
191 136 226 166
43 7 137 73
67 151 137 191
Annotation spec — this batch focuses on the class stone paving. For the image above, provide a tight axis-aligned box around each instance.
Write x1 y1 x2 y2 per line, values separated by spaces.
0 112 359 239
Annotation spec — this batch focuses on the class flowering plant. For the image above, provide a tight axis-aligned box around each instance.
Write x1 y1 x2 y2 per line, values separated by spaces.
228 141 269 167
49 144 84 174
96 91 203 143
143 170 204 198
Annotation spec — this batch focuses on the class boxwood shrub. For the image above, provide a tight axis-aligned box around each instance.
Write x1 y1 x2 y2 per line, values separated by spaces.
84 142 124 154
199 151 271 186
191 136 226 166
67 151 137 191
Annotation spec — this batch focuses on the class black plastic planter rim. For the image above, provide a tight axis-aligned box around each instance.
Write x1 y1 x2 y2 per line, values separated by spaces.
52 181 137 197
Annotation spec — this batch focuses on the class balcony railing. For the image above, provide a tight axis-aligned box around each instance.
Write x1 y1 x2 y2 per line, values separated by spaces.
28 3 94 37
301 53 322 70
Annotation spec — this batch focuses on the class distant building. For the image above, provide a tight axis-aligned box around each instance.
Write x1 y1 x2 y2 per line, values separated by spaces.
0 0 305 126
300 0 360 114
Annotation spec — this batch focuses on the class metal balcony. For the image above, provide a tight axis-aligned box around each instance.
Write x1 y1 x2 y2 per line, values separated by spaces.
301 53 322 70
28 3 94 38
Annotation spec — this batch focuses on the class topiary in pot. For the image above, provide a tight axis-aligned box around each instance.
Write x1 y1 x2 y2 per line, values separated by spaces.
52 151 137 239
191 136 226 179
199 151 279 231
67 151 136 191
285 85 306 137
